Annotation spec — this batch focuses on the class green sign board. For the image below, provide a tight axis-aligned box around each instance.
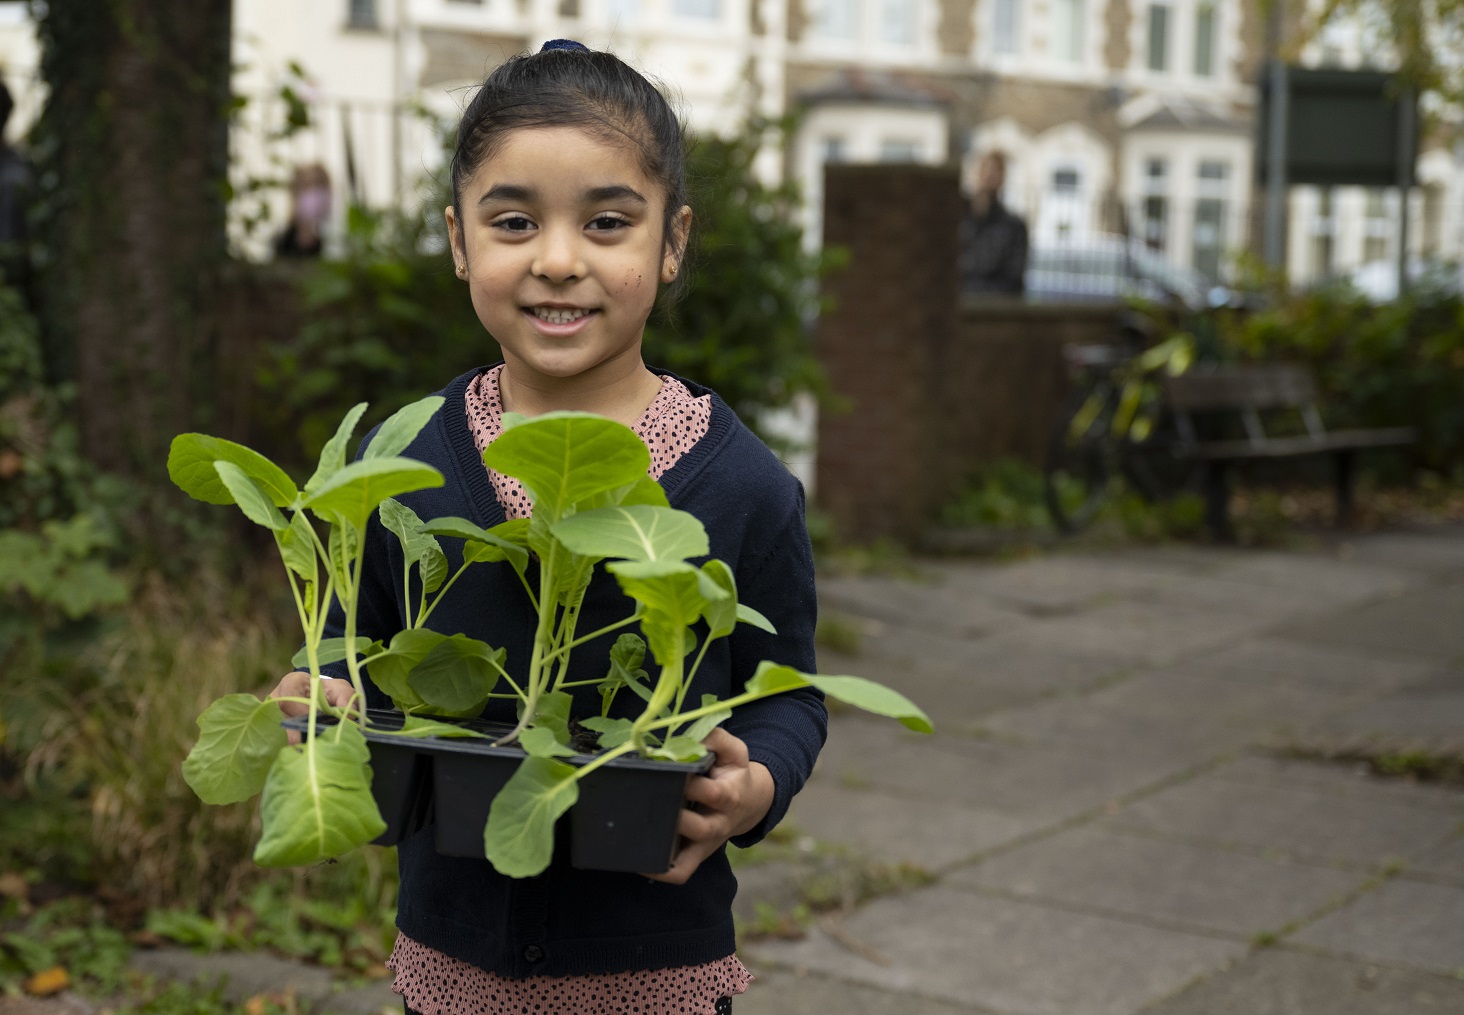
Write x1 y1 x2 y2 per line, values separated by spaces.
1257 67 1417 187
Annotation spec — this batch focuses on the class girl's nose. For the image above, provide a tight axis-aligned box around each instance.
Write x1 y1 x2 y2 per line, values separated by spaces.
531 224 585 283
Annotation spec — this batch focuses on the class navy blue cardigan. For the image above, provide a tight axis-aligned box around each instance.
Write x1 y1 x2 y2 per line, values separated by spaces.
326 366 826 977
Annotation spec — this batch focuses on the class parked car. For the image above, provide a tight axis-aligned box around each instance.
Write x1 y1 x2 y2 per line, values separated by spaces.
1025 234 1236 310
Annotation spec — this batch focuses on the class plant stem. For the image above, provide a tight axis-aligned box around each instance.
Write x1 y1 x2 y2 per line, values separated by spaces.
630 638 683 753
675 636 714 716
538 614 638 666
417 557 475 628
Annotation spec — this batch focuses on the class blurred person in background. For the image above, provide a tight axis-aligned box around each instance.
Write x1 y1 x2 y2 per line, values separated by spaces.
274 162 331 257
959 150 1027 296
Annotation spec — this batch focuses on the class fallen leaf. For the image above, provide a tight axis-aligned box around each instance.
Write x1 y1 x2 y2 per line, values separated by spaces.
0 871 27 899
244 995 269 1015
24 965 70 995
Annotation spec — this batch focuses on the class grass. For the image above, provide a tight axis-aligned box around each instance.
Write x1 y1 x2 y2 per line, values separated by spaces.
815 611 863 656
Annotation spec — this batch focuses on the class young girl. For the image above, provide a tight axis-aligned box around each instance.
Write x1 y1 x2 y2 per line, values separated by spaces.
270 40 825 1015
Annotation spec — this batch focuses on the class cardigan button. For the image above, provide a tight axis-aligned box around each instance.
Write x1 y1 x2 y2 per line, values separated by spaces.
523 945 544 963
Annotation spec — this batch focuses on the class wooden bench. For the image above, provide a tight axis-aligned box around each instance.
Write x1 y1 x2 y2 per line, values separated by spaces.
1163 365 1416 539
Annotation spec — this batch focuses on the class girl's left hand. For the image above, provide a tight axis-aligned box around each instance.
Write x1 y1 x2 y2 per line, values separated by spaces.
644 727 774 885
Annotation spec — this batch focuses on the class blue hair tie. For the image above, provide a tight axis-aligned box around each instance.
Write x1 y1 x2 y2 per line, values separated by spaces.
540 39 590 53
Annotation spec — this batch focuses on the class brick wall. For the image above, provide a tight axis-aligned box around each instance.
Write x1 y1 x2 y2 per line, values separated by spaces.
815 163 1122 544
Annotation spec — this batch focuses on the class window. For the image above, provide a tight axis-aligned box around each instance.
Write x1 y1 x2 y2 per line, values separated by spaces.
821 135 848 163
992 0 1020 54
1052 168 1080 194
1147 4 1170 71
1192 160 1228 280
814 0 860 38
1311 187 1335 280
1193 1 1216 76
1141 157 1168 251
1051 0 1084 61
674 0 719 17
880 0 918 44
1363 188 1389 263
347 0 377 28
880 138 922 161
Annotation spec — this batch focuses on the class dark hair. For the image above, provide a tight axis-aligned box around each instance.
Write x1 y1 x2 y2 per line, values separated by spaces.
450 44 689 264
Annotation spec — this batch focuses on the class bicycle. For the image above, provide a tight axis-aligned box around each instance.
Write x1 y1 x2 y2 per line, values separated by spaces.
1043 316 1198 533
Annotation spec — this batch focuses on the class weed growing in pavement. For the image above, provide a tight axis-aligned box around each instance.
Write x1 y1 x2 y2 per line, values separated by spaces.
815 611 864 657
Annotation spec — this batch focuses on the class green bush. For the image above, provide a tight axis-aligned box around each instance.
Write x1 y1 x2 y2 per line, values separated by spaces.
1220 279 1464 476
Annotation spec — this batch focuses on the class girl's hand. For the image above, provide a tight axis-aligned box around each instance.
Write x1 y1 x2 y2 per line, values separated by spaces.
267 671 359 745
644 727 774 885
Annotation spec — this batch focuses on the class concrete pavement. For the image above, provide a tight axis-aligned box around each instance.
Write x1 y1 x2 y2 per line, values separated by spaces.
736 526 1464 1014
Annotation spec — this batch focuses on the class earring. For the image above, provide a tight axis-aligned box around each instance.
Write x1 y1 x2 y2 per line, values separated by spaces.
456 263 465 276
669 264 678 275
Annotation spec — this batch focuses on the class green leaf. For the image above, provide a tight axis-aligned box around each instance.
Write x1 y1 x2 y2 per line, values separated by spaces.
369 628 446 709
606 560 706 667
551 505 709 563
613 475 671 508
290 637 380 670
407 635 504 715
327 522 359 598
380 498 448 595
579 715 637 749
532 690 574 744
304 457 444 530
213 462 289 531
364 395 444 461
520 726 576 759
483 757 579 878
646 735 707 762
396 716 489 739
304 402 368 496
481 412 649 522
168 434 297 508
697 560 738 639
677 695 730 743
275 512 319 584
253 723 387 867
746 663 934 734
421 516 529 576
181 694 289 805
598 633 649 714
735 603 777 635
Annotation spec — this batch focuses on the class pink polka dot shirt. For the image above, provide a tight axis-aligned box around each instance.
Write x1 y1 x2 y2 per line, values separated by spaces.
387 364 748 1015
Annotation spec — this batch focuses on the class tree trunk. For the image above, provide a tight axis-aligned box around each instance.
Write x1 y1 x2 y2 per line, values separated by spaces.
32 0 233 483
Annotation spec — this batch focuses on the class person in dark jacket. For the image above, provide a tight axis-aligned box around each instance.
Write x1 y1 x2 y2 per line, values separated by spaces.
959 150 1028 296
266 41 826 1015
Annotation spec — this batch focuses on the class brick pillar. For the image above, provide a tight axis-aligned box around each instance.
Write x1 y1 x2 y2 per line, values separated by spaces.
815 163 962 544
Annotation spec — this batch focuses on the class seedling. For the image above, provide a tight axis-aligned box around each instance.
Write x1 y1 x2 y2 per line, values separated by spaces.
169 402 931 878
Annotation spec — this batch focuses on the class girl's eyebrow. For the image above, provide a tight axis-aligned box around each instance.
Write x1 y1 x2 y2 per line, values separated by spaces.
477 183 647 207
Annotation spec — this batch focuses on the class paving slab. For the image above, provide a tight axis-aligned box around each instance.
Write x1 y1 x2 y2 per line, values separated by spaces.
818 628 1123 724
819 574 1034 638
1104 773 1461 868
814 714 1215 825
129 948 397 1014
735 967 983 1015
1276 580 1464 661
947 826 1365 938
1340 527 1464 573
1290 878 1464 975
1408 834 1464 885
785 780 1040 870
1210 755 1464 812
976 666 1353 754
1206 553 1420 603
1173 636 1439 694
1284 666 1464 748
743 886 1243 1015
1140 946 1464 1014
1122 574 1334 621
931 555 1192 614
988 600 1272 668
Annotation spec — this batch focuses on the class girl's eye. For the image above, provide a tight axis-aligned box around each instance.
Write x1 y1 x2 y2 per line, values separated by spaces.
587 215 628 232
493 215 536 232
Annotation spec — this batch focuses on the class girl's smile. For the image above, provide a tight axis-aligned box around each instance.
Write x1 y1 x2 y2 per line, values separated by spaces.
446 126 690 419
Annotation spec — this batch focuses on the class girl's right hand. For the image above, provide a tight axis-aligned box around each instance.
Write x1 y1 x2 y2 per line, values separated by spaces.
267 672 360 744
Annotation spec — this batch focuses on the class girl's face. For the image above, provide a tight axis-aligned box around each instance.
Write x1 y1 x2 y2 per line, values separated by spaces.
446 126 690 390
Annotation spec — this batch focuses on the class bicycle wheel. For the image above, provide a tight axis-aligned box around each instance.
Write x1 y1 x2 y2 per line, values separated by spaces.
1120 405 1199 504
1044 384 1122 533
